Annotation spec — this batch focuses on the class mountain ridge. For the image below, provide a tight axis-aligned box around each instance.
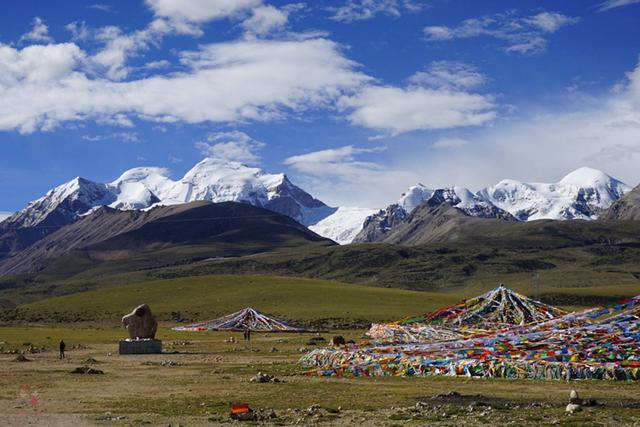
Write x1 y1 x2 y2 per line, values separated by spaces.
355 167 631 243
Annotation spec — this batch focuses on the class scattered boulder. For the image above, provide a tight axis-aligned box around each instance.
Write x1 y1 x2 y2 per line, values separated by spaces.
569 390 583 405
566 390 583 414
70 365 104 374
566 403 582 414
13 354 30 362
250 371 281 383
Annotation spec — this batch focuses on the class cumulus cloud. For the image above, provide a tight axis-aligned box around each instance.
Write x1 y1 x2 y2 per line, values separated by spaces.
91 19 173 80
241 5 290 36
340 85 495 136
195 131 266 163
395 60 640 193
284 145 418 207
596 0 640 12
424 11 578 54
0 38 369 133
146 0 261 24
408 61 487 90
329 0 423 22
19 17 54 44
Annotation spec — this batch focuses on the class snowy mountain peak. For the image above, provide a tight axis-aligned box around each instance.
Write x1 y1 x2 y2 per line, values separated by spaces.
559 167 618 186
3 176 113 228
479 167 630 221
398 184 434 213
2 158 334 238
108 167 172 210
427 187 515 220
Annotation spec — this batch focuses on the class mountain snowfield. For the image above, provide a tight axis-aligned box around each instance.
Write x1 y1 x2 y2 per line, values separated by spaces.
478 167 630 221
0 163 632 247
309 207 378 245
0 212 12 221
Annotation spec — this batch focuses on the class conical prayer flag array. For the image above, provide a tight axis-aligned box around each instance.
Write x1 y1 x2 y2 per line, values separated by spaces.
173 307 310 332
302 289 640 381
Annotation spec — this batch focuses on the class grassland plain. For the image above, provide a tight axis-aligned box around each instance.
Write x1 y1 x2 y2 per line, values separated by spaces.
2 275 640 425
1 326 640 426
6 274 640 325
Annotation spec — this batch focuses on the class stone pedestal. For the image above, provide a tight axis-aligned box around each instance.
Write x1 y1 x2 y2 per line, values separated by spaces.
119 339 162 355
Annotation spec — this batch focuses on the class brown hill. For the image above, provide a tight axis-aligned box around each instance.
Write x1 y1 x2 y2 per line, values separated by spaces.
0 201 333 277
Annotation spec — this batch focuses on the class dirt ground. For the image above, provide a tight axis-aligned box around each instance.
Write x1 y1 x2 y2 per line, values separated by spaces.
1 326 640 426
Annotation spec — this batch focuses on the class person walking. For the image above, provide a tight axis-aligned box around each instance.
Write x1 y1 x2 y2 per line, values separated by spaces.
59 340 66 360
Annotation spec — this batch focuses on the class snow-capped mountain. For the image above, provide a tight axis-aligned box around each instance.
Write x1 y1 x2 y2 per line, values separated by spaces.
1 177 115 229
309 207 378 245
427 187 514 220
353 184 512 243
0 159 338 250
107 159 335 225
353 167 629 243
398 184 434 213
477 167 630 221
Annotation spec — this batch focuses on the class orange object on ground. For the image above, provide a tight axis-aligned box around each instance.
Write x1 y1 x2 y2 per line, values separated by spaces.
231 403 251 414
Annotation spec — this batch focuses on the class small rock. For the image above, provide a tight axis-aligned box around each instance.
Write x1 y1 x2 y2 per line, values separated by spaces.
569 389 583 405
566 403 582 414
13 354 30 362
70 365 104 374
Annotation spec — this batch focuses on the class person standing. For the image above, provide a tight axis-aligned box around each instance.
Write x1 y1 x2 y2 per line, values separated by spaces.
59 340 66 360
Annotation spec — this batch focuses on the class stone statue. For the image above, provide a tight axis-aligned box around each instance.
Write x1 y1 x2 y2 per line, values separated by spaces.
122 304 158 340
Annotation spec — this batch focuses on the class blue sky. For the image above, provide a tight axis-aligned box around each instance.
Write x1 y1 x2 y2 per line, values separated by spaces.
1 0 640 214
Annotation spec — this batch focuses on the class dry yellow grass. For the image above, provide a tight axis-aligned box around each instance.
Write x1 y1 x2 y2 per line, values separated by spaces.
1 325 640 426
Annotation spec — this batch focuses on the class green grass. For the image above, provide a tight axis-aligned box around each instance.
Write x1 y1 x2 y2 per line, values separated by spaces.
12 275 464 324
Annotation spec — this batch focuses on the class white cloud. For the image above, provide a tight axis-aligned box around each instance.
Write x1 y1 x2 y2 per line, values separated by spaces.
92 20 172 80
424 11 578 54
146 0 261 24
195 131 266 163
394 60 640 193
168 154 183 163
524 12 577 33
408 61 487 90
285 145 384 168
596 0 640 12
0 211 12 221
82 132 140 142
65 21 91 41
432 137 469 149
329 0 423 22
340 85 495 136
143 59 172 70
89 4 113 12
242 5 289 36
284 145 418 207
20 17 54 44
0 38 369 133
